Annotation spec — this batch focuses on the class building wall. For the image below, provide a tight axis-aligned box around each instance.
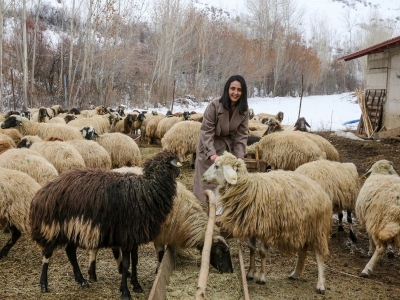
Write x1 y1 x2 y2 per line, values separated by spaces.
366 48 400 130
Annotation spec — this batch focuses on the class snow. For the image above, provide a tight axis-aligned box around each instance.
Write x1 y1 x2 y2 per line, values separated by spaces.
133 92 364 140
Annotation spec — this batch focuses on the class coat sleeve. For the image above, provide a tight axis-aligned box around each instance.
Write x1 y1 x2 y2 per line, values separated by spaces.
232 111 249 159
200 101 218 159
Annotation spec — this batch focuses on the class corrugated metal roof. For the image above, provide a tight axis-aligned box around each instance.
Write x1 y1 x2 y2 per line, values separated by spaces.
339 35 400 61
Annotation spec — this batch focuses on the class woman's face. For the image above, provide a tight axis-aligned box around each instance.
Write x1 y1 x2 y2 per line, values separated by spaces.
229 80 242 105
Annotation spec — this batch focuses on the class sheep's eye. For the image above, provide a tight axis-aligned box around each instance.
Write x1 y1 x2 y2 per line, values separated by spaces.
215 165 219 169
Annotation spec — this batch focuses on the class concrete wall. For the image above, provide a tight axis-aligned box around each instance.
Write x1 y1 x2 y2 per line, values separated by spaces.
366 48 400 130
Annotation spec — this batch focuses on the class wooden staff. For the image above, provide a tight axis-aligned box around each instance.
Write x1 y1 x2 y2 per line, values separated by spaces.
195 189 217 300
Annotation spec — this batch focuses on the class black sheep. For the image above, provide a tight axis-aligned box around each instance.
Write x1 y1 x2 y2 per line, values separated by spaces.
30 151 182 300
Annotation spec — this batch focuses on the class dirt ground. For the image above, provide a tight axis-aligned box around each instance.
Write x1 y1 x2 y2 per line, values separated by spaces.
1 131 400 299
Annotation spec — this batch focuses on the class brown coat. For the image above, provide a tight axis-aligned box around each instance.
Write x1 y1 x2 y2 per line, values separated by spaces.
193 98 249 203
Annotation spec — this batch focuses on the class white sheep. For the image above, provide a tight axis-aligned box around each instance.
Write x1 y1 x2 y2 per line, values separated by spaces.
202 151 332 294
1 115 84 141
29 140 86 174
66 139 112 170
156 116 182 139
145 115 164 144
68 112 120 134
0 148 59 186
161 120 201 166
355 159 400 277
246 131 326 171
295 159 360 242
80 126 141 168
0 167 42 259
0 127 23 145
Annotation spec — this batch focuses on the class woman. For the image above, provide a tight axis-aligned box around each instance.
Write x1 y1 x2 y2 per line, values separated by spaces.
193 75 249 203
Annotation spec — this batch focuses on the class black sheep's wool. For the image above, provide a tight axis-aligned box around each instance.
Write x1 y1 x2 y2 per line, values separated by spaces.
30 151 179 250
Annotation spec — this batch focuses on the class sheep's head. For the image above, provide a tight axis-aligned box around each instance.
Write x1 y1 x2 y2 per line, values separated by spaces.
209 236 233 273
294 117 310 131
80 126 99 140
143 151 182 179
202 151 245 185
1 115 22 129
361 159 398 179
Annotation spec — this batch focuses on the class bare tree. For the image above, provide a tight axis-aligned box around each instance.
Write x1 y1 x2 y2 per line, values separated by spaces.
30 0 41 108
22 0 27 110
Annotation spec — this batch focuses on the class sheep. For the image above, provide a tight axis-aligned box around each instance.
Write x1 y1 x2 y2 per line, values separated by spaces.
189 113 203 122
47 116 67 124
262 130 339 161
68 112 120 134
0 133 16 147
202 151 332 294
145 115 164 144
131 111 146 134
246 131 326 171
68 108 81 115
64 114 77 123
0 127 23 145
0 148 59 186
248 108 255 120
17 135 44 148
32 107 51 122
1 115 84 141
66 139 112 170
254 111 284 123
294 117 311 132
80 126 141 168
295 160 360 242
98 166 233 275
0 167 42 259
46 104 63 119
156 114 189 140
0 140 12 154
355 159 400 277
161 120 201 166
113 113 138 134
29 151 182 298
28 140 86 174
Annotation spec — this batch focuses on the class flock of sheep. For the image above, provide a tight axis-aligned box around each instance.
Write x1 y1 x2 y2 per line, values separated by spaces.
0 104 399 298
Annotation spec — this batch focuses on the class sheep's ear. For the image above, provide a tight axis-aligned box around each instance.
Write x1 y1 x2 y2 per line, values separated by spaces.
170 158 182 167
305 121 311 127
222 165 237 185
360 169 371 180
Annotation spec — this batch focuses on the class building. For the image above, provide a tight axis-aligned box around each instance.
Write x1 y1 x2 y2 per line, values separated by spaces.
339 36 400 139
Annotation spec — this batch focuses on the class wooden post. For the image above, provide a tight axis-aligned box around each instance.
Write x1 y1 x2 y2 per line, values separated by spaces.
148 247 176 300
237 240 250 300
297 74 304 119
195 189 216 300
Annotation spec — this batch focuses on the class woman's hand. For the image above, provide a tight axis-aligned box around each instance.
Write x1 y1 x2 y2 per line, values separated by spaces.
210 154 219 162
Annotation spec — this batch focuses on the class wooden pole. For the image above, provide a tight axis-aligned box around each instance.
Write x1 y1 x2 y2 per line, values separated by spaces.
195 189 216 300
237 240 250 300
297 74 304 119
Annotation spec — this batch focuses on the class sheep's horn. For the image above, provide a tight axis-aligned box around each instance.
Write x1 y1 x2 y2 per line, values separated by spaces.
360 169 371 180
305 121 311 127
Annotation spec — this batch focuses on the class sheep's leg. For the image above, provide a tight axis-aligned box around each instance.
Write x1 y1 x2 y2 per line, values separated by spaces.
246 237 257 281
347 210 357 242
0 225 21 259
289 247 307 280
66 244 89 288
257 241 268 284
112 247 124 274
367 235 375 256
361 243 386 277
130 245 143 293
39 246 54 292
120 249 132 300
338 212 344 232
88 249 98 282
315 251 326 294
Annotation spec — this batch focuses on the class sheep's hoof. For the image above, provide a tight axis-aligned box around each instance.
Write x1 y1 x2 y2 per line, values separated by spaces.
256 280 266 285
40 284 48 293
246 275 253 281
132 285 143 293
316 288 325 294
350 231 357 243
120 292 132 300
360 272 369 278
387 251 395 259
80 281 90 288
288 275 296 280
89 275 97 282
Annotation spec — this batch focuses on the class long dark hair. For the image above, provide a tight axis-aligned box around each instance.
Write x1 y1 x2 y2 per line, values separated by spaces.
219 75 248 115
